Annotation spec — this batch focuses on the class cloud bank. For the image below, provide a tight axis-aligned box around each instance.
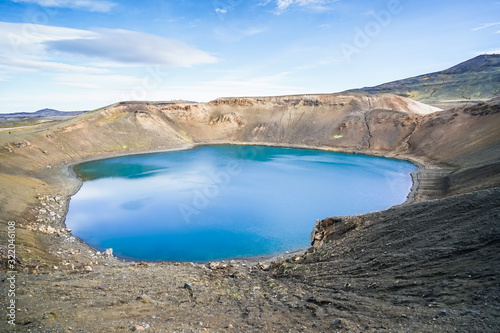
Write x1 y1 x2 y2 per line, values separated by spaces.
46 28 218 67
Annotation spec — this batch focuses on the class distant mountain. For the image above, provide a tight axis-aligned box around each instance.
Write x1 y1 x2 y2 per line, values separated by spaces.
0 108 87 120
344 54 500 103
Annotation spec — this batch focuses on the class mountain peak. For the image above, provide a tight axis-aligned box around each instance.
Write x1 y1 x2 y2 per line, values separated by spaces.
442 54 500 75
344 54 500 103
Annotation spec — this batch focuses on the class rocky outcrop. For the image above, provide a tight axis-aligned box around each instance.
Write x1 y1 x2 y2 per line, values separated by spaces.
310 216 361 247
209 112 243 126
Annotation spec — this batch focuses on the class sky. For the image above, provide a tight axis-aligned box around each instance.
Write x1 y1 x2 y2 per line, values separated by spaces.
0 0 499 113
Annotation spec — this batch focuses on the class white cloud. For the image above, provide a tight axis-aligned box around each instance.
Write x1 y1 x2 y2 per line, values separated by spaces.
46 28 218 67
0 22 107 74
275 0 338 12
242 27 266 36
277 0 293 10
10 0 116 12
472 22 500 31
215 8 227 14
0 22 218 79
0 22 96 56
0 57 109 73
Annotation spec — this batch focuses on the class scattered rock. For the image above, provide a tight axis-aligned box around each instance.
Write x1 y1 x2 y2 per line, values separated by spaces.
258 262 271 271
97 285 110 290
103 248 113 258
15 141 31 149
13 255 24 267
209 261 220 270
466 310 479 317
184 283 193 290
133 325 145 331
330 318 342 328
84 266 93 272
138 294 153 304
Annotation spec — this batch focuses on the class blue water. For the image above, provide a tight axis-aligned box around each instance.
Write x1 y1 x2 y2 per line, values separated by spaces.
66 145 417 262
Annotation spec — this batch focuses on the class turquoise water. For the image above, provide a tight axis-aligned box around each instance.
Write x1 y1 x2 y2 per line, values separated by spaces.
66 145 417 262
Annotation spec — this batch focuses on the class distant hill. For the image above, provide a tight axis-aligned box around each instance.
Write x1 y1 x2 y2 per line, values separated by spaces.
0 108 87 120
344 54 500 103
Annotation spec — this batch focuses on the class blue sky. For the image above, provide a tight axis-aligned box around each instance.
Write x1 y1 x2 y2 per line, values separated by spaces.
0 0 499 112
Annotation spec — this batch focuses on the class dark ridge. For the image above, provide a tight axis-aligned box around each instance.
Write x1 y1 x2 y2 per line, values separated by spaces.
0 108 88 120
344 54 500 103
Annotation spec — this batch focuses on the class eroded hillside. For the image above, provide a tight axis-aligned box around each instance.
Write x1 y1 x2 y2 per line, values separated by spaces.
0 94 441 173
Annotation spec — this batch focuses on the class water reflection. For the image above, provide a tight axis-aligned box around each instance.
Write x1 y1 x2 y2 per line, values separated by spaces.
66 145 417 261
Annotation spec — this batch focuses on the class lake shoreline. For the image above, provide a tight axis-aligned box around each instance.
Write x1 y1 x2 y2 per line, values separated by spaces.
57 141 433 265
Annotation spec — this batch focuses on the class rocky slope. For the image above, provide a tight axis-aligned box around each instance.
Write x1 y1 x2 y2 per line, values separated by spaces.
0 93 499 332
345 54 500 104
